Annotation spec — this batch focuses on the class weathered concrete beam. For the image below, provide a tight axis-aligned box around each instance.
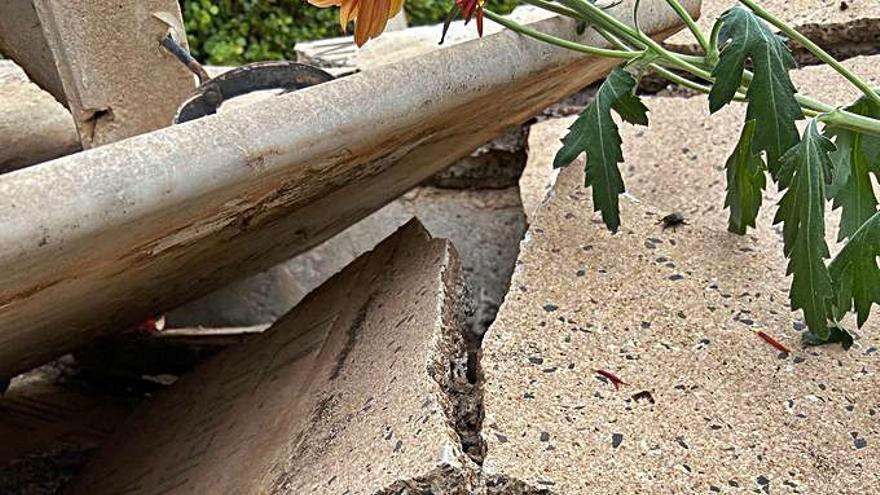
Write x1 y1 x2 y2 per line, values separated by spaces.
0 0 698 379
67 221 479 494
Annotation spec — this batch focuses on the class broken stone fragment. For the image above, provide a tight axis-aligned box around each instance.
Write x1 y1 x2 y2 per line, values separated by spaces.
67 220 481 494
426 125 530 190
483 59 880 493
0 61 80 173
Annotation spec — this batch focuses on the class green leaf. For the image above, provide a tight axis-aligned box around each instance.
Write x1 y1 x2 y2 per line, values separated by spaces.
802 323 854 350
828 210 880 327
553 67 648 232
772 121 835 338
724 119 767 234
708 6 804 176
825 95 880 241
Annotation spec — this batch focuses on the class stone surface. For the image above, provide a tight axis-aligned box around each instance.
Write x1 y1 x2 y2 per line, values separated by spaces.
0 61 80 173
31 0 196 147
482 58 880 493
0 0 65 103
668 0 880 57
0 0 696 380
426 125 530 190
519 120 563 223
68 221 480 494
186 186 526 334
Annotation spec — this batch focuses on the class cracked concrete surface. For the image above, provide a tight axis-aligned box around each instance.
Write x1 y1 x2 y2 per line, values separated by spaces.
481 57 880 494
66 221 483 494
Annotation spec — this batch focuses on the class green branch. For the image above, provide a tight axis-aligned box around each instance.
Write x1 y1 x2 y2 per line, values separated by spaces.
483 9 641 59
664 0 710 54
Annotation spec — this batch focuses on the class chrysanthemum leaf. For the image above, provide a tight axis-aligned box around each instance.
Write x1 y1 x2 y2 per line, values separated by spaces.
724 119 767 234
553 67 648 232
824 95 880 242
709 6 804 176
772 121 835 338
829 210 880 327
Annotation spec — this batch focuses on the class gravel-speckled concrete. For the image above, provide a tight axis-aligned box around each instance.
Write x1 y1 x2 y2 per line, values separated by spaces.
486 57 880 494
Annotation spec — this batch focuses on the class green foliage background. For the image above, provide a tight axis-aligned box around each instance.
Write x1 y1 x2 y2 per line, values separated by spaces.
180 0 519 65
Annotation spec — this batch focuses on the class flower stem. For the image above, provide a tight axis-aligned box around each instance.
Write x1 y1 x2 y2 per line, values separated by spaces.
664 0 710 54
819 108 880 137
483 9 641 59
739 0 880 108
519 0 584 21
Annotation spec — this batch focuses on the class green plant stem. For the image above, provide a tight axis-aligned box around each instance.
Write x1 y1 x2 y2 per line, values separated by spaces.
518 0 583 21
491 2 880 138
820 108 880 136
739 0 880 108
664 0 710 54
483 9 641 59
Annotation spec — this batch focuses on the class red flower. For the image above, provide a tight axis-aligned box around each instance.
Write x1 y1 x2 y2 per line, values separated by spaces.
457 0 485 36
441 0 486 44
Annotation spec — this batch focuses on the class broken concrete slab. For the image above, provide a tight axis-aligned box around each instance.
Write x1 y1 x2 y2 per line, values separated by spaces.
0 358 135 465
483 57 880 494
0 0 697 380
482 162 880 493
30 0 196 147
668 0 880 61
0 0 65 103
0 61 80 173
68 221 481 494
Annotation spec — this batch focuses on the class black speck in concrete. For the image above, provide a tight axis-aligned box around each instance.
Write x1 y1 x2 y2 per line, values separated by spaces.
495 433 508 443
612 433 623 448
632 390 655 404
540 432 550 442
756 475 770 486
676 436 689 449
641 321 651 329
529 356 544 365
854 437 868 449
669 274 685 281
576 269 586 277
543 304 559 312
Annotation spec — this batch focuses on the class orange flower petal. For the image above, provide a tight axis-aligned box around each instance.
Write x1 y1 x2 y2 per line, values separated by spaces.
340 0 359 31
308 0 341 7
354 0 391 47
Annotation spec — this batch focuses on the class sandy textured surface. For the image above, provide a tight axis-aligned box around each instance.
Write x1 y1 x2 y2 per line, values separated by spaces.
486 58 880 493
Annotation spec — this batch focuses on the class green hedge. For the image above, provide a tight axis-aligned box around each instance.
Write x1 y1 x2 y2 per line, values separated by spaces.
181 0 518 65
